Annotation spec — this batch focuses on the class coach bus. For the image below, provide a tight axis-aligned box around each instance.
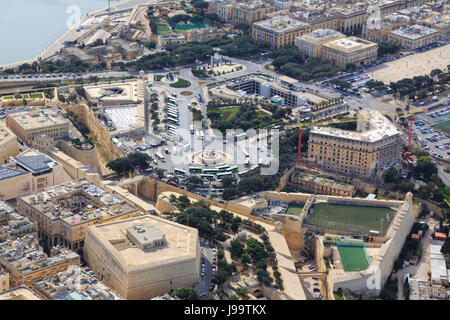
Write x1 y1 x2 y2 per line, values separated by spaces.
218 165 230 172
202 168 219 175
228 166 238 173
174 168 187 176
238 170 248 177
155 152 165 162
167 117 179 125
217 172 233 180
201 174 215 181
189 167 202 174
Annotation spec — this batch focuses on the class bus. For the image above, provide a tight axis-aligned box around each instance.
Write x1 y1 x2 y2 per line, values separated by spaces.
168 117 179 125
242 149 249 158
234 133 247 142
244 159 249 167
201 174 215 181
190 124 194 134
167 107 178 112
155 152 166 162
238 170 248 177
189 167 202 174
167 112 179 119
217 172 233 180
167 97 176 104
167 105 178 111
228 166 238 173
218 165 230 172
200 131 204 140
202 168 219 175
174 168 186 176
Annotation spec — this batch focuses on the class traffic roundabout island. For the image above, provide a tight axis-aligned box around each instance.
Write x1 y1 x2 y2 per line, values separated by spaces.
189 150 231 167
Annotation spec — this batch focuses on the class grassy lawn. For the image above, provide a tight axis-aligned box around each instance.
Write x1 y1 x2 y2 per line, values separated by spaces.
432 119 450 135
154 75 164 82
22 94 30 99
308 203 396 235
219 107 239 121
180 91 193 96
169 78 191 88
333 292 345 300
157 24 172 35
2 96 14 100
30 93 43 99
286 203 304 216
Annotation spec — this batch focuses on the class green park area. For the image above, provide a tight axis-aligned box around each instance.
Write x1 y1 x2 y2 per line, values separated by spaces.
432 120 450 135
307 203 396 236
174 22 208 33
2 96 14 100
218 107 239 121
169 78 191 88
157 23 172 34
30 93 43 99
286 203 304 216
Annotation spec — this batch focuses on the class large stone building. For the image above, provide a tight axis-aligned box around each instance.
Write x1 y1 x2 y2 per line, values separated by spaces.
307 110 402 178
295 29 345 58
5 110 70 145
0 286 42 300
0 150 68 201
321 36 378 67
252 16 311 49
83 215 201 300
16 179 141 251
208 0 234 22
0 123 19 165
388 24 440 49
232 2 274 25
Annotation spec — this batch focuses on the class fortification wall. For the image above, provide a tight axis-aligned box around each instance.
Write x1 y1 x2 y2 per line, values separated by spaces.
55 140 103 175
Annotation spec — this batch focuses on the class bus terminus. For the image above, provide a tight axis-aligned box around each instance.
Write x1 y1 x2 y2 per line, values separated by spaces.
218 165 230 172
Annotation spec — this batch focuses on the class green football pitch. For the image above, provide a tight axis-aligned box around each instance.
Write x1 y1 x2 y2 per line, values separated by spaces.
307 203 396 235
337 244 370 272
432 120 450 135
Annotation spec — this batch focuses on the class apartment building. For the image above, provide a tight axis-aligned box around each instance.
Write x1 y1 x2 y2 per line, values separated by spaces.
290 172 355 197
321 36 378 67
232 2 274 25
5 110 70 145
295 29 345 58
208 1 234 22
388 24 440 49
307 110 402 178
34 265 121 300
0 235 80 288
16 179 141 251
252 16 311 49
0 123 19 165
0 200 37 242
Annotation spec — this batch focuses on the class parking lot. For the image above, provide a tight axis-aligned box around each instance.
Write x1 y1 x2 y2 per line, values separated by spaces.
414 104 450 161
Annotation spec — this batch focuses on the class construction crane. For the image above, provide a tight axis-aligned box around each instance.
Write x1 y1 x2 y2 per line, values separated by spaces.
286 107 427 172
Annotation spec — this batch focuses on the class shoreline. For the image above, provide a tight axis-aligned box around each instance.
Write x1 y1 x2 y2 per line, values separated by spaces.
0 0 137 70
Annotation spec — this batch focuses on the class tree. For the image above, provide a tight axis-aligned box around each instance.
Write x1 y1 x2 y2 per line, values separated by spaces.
106 158 133 175
256 269 272 286
246 238 267 262
384 167 398 184
228 239 245 259
430 69 442 77
241 253 251 265
397 180 415 193
212 269 227 286
414 156 437 179
234 287 248 298
221 175 236 188
170 287 198 300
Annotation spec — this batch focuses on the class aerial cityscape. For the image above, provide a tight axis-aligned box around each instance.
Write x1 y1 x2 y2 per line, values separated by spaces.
0 0 449 304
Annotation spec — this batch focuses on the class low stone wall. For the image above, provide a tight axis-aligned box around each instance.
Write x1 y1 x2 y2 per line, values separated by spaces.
55 140 103 175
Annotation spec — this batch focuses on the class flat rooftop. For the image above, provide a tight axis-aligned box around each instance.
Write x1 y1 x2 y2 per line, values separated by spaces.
323 36 377 53
18 179 138 226
390 24 439 40
302 28 344 40
88 215 198 271
0 166 28 182
0 286 42 300
12 150 59 174
253 17 309 33
7 110 70 130
104 106 138 133
311 110 400 143
84 81 139 102
0 123 15 142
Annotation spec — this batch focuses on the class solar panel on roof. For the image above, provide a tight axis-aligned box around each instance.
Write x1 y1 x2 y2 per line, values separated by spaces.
0 166 28 181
